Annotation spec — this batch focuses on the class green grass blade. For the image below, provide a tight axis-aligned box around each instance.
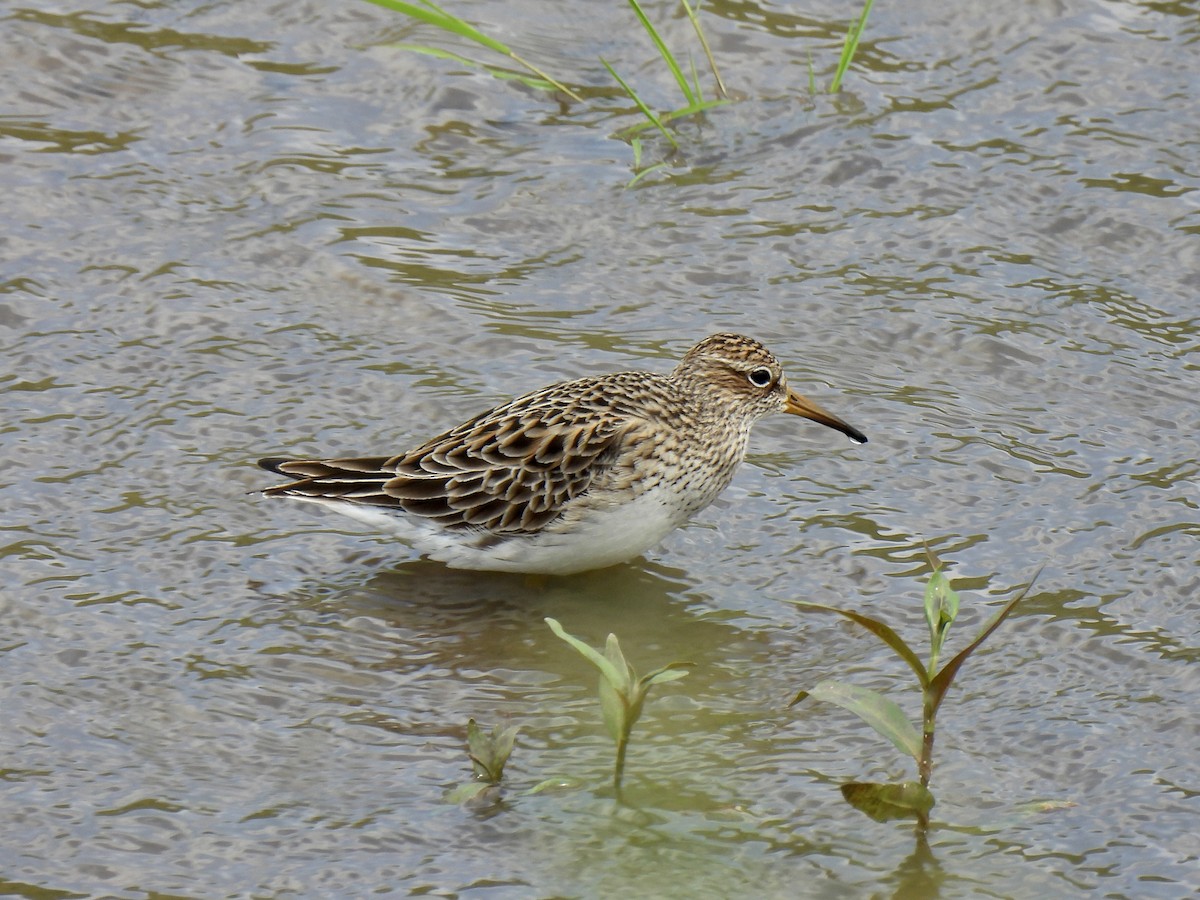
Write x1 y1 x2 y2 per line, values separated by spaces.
602 58 679 149
393 43 556 91
503 53 583 103
680 0 727 99
659 96 730 122
626 160 670 187
365 0 511 54
613 94 730 144
627 0 697 106
830 0 875 93
367 0 583 101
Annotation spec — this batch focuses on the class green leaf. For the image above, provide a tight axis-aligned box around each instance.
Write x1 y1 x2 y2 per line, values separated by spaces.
525 776 582 795
598 672 627 741
545 618 627 689
926 569 1042 715
602 58 679 150
924 567 960 637
630 136 644 167
624 685 647 731
639 662 694 688
841 780 935 822
830 0 875 93
791 601 930 688
626 161 670 188
390 43 556 91
465 718 489 780
367 0 582 101
603 633 634 692
680 0 727 99
801 680 923 762
464 719 519 783
445 781 501 805
365 0 512 55
627 0 696 106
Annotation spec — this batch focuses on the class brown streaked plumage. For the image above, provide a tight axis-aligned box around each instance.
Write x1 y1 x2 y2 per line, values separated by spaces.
259 333 866 574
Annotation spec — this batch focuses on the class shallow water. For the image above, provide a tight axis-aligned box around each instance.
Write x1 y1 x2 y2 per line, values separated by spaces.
2 0 1198 896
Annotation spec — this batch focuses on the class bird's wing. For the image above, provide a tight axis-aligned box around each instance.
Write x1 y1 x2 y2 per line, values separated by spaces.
260 386 642 533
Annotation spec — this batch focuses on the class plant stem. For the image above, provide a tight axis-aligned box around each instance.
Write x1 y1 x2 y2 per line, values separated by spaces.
613 732 629 800
919 688 935 788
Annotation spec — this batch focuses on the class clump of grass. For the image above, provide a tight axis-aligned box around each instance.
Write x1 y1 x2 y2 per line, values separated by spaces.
791 551 1040 826
366 0 876 180
546 617 692 801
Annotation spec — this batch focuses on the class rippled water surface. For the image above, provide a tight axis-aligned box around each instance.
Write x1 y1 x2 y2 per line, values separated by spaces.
3 0 1198 896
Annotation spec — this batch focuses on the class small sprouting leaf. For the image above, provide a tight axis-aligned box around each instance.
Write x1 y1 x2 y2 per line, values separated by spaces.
490 724 519 765
465 718 519 783
924 566 960 647
927 570 1042 715
603 633 634 693
630 137 644 168
801 680 923 762
841 780 935 822
465 718 489 779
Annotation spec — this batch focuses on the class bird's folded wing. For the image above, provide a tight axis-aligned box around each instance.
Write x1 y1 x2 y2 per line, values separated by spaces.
261 408 638 533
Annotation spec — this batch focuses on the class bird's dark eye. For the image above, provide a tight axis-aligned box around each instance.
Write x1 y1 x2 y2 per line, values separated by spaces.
747 366 773 388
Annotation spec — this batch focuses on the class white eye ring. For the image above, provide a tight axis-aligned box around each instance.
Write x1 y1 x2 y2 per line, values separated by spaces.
747 366 773 388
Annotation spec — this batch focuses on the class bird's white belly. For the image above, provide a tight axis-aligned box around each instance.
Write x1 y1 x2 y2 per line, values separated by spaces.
302 491 685 575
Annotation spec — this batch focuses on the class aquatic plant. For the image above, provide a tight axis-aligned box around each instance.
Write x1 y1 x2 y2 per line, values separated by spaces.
546 616 692 800
362 0 582 100
446 718 521 804
792 552 1039 824
363 0 876 179
830 0 875 93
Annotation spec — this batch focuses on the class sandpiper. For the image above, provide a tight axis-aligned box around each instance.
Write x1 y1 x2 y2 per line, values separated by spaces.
259 333 866 574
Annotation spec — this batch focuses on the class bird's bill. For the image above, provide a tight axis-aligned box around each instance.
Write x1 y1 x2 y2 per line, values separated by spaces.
784 389 868 444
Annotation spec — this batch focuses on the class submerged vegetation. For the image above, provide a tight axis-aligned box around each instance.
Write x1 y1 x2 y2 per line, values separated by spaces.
362 0 876 179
